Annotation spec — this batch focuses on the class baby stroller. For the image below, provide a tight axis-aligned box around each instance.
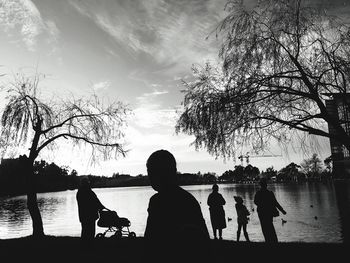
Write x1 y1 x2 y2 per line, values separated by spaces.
96 209 136 239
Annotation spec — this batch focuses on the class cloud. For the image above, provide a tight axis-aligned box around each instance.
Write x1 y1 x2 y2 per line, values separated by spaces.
132 89 178 129
68 0 226 74
92 80 111 91
0 0 59 51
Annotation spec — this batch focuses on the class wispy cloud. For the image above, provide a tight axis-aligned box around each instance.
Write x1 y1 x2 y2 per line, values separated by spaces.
132 89 178 129
0 0 59 51
68 0 226 74
92 80 110 91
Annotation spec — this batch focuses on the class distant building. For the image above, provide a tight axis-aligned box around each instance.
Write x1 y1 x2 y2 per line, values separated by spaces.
325 93 350 177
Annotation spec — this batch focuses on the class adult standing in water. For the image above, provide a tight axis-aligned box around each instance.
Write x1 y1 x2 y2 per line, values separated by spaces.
76 177 106 242
144 149 209 241
254 178 286 243
207 184 226 240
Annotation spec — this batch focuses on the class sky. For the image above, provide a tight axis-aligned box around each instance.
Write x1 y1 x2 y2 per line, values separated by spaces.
0 0 349 177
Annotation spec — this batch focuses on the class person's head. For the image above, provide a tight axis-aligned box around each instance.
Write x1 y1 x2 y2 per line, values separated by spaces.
146 149 177 192
234 196 243 204
80 177 91 190
259 178 267 189
212 184 219 193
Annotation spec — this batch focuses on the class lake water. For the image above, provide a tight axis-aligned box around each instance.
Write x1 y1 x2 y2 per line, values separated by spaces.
0 182 343 242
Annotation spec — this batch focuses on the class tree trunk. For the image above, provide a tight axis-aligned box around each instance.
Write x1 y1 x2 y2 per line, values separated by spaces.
21 155 45 238
334 180 350 243
27 190 45 238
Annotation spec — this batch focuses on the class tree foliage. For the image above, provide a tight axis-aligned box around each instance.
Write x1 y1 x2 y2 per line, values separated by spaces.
260 166 277 179
1 73 130 162
277 162 304 181
0 158 78 196
176 0 350 159
301 153 323 176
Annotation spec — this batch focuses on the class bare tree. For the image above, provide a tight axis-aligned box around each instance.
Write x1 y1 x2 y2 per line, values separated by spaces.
0 73 130 237
176 0 350 158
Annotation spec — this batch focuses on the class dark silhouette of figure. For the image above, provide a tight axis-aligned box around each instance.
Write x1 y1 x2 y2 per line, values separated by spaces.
254 178 286 243
76 177 105 242
234 196 250 242
207 184 226 240
144 149 209 241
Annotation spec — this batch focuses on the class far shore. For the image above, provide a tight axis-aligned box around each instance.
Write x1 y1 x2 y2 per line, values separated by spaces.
1 179 340 199
0 235 347 262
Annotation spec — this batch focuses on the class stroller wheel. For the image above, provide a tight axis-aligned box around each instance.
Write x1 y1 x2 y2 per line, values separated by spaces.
128 232 136 238
96 233 105 239
113 230 122 239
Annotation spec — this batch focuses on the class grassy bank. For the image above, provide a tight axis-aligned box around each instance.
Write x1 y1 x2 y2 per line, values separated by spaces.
0 236 347 262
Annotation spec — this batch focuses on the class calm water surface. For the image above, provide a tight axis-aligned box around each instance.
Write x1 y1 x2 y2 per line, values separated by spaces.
0 183 343 242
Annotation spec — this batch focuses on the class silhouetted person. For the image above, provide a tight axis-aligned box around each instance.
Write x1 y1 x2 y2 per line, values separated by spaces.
234 196 250 242
254 178 286 243
76 177 105 242
144 149 210 242
207 184 226 240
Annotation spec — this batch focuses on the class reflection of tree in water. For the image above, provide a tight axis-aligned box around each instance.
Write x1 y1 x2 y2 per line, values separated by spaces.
333 181 350 243
0 197 30 228
282 184 302 207
0 195 65 230
36 196 66 223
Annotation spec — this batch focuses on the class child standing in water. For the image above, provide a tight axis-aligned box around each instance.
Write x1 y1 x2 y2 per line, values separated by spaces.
234 196 250 242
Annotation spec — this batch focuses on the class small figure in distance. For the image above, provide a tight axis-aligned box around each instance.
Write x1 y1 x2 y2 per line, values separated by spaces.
254 178 287 243
207 184 227 240
234 196 250 242
144 149 210 242
76 177 106 243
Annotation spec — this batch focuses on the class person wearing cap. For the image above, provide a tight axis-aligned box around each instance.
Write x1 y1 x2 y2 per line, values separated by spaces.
234 196 250 242
254 178 286 243
207 184 227 240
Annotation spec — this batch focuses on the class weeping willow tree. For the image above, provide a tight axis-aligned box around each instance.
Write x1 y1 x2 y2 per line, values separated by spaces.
0 74 130 237
176 0 350 159
176 0 350 243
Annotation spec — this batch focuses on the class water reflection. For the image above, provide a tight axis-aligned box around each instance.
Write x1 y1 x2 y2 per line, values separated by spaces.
0 183 343 242
0 197 28 223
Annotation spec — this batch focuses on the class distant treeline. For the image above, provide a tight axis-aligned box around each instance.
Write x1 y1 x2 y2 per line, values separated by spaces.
218 154 335 184
1 153 334 197
0 157 218 197
68 171 218 189
0 158 79 196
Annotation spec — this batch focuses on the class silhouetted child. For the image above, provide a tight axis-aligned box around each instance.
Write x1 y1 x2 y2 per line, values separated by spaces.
234 196 250 242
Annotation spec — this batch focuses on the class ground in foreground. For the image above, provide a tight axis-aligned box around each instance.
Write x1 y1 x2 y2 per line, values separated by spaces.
0 236 347 262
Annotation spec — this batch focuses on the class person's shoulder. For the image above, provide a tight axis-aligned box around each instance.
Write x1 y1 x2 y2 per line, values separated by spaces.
149 192 160 202
147 193 160 211
269 189 276 197
178 187 199 203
